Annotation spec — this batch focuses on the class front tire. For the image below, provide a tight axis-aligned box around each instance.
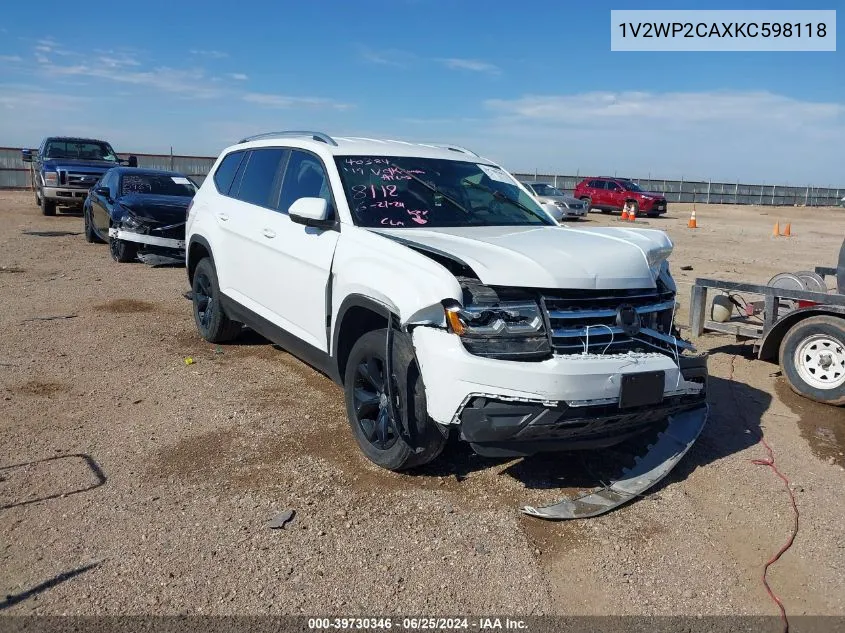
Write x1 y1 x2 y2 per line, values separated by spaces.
41 197 56 216
109 235 138 262
779 315 845 406
344 329 447 471
191 257 242 343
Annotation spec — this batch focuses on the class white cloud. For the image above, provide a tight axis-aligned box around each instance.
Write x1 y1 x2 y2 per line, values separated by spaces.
227 73 248 81
189 49 228 59
359 46 416 68
97 54 141 68
0 55 22 62
243 92 352 110
437 57 500 75
462 90 845 184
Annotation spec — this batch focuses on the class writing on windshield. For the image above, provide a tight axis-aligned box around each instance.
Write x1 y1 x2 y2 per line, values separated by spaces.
335 156 553 228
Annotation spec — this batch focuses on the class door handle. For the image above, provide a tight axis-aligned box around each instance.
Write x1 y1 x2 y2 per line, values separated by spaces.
216 213 229 222
262 228 276 239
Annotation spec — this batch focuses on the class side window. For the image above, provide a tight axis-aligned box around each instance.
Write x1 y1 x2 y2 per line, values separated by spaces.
213 150 246 195
277 150 332 215
233 148 286 207
609 182 622 192
589 180 604 189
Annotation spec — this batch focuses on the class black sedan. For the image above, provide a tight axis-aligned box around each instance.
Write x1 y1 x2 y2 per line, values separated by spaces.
83 167 197 262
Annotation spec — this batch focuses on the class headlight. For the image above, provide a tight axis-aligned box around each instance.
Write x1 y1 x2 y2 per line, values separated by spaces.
554 201 568 208
43 171 59 187
120 208 144 230
444 295 551 360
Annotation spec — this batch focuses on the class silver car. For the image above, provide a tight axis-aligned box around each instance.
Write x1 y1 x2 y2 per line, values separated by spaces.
521 182 588 221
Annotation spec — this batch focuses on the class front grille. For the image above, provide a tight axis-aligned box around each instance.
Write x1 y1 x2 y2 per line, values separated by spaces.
541 288 677 356
61 171 102 188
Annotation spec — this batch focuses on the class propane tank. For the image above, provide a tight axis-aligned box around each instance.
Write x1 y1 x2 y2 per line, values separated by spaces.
711 294 733 323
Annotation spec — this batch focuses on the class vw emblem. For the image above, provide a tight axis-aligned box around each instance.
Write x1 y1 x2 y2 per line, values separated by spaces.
615 304 640 336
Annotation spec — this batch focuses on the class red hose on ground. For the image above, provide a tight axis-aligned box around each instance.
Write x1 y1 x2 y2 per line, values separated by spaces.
728 355 800 633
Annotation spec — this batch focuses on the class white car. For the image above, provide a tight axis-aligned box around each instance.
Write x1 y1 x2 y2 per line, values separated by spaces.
185 131 708 514
520 181 588 220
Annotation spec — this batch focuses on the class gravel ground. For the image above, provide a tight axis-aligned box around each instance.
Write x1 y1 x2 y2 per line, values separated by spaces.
1 190 844 617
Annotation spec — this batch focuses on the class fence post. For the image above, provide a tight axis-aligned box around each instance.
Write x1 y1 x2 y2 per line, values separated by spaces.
169 146 174 171
735 181 739 204
805 186 809 206
707 179 711 204
679 176 683 203
771 185 775 206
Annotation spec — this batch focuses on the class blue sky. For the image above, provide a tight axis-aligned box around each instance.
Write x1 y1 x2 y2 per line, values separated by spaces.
0 0 842 185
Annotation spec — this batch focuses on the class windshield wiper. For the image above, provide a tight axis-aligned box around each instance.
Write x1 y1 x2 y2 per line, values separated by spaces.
461 178 552 224
387 163 472 216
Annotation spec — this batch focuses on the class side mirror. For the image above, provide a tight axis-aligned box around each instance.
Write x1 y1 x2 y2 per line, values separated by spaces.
289 197 332 229
21 149 32 163
94 186 111 199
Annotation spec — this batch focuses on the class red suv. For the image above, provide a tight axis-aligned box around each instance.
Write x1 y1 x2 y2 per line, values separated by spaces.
574 178 668 217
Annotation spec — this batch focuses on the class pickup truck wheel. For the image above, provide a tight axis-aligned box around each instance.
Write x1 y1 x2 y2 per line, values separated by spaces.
191 257 242 343
779 315 845 406
344 329 447 471
41 198 56 216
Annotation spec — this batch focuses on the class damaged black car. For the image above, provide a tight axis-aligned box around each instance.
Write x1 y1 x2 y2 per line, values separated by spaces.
83 167 197 263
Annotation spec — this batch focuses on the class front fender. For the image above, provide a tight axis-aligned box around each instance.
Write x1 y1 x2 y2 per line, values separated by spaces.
758 305 845 360
331 226 462 329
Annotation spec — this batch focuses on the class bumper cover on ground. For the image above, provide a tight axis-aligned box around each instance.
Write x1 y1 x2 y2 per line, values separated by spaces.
521 403 708 520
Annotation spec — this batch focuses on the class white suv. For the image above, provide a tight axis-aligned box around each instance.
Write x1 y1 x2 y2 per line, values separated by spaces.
186 131 708 494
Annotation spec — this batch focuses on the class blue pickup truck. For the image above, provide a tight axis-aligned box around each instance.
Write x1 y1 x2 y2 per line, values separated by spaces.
21 137 137 216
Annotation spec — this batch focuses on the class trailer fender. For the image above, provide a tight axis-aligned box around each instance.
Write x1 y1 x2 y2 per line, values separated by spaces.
758 305 845 361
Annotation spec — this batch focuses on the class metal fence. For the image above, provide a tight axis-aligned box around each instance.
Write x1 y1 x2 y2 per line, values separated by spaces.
0 147 215 189
511 173 843 207
1 145 842 207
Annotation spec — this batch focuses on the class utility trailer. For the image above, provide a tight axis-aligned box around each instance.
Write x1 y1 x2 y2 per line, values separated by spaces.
689 237 845 406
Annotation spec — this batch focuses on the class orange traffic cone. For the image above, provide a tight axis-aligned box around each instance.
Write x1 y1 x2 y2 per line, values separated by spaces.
772 222 780 237
621 205 629 220
688 208 697 229
628 205 637 222
782 223 791 237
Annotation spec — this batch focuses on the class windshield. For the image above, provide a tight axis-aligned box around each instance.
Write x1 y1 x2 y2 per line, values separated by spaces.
620 180 643 192
44 140 119 162
335 156 553 228
120 173 197 197
529 183 565 197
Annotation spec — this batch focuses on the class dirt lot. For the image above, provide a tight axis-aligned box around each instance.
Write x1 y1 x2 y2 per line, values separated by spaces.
1 189 844 617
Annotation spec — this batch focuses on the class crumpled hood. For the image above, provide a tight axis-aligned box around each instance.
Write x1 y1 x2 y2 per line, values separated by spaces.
117 194 191 224
371 225 673 289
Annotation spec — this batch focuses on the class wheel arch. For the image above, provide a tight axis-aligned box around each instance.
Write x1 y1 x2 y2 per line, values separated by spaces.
187 236 214 284
759 305 845 361
333 294 394 384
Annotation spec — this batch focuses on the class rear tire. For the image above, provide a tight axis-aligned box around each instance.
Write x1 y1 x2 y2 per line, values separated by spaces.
344 329 447 471
84 207 104 244
779 315 845 406
191 257 242 343
579 196 592 211
628 200 640 215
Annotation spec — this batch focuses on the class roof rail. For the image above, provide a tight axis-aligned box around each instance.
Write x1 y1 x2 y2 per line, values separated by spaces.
237 130 338 146
420 143 479 157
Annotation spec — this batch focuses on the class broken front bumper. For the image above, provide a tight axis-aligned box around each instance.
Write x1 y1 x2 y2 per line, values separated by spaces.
108 227 185 251
412 327 707 457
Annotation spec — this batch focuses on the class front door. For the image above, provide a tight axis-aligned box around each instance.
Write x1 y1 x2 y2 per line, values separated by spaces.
251 149 340 352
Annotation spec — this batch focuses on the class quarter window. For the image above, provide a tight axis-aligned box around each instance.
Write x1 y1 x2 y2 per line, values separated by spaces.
234 148 286 207
213 150 245 195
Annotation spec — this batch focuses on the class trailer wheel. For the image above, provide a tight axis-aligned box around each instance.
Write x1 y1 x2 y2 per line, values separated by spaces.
779 315 845 406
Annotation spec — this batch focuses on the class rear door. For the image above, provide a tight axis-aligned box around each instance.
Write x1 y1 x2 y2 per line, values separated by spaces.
251 149 340 352
214 148 286 307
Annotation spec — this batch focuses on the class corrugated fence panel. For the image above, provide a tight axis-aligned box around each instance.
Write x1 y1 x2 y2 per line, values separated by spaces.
1 146 842 206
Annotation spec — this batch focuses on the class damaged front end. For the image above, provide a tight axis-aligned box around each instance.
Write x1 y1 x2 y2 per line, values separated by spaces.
410 271 708 520
108 207 186 256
